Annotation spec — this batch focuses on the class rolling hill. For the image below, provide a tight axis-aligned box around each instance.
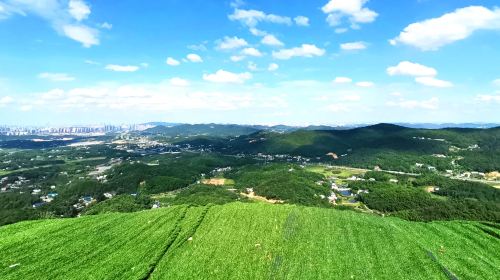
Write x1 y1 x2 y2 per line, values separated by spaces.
1 203 499 279
177 124 500 172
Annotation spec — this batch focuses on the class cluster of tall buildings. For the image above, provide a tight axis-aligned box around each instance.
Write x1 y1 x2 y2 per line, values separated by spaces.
0 124 154 136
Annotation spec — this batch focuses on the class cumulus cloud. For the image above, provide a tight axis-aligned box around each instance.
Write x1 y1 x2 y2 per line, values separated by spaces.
387 61 453 87
0 96 14 107
261 34 284 47
415 77 453 88
272 44 325 60
217 36 248 50
387 97 439 110
169 77 190 87
186 53 203 63
230 55 246 62
294 16 310 26
105 64 140 72
387 61 437 77
322 0 378 30
356 81 374 87
62 24 99 47
229 8 292 27
38 72 75 82
166 57 180 66
203 70 252 84
268 63 279 72
0 0 102 47
340 41 367 50
333 77 352 84
68 0 90 21
390 6 500 51
241 47 263 57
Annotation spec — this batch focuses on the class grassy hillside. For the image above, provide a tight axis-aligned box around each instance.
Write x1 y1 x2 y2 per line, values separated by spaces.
1 203 499 279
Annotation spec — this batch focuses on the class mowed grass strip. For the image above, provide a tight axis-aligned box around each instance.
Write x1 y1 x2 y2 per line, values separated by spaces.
0 206 186 280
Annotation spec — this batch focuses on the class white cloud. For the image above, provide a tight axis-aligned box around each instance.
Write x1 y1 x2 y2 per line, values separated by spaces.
249 28 267 36
322 0 378 29
476 94 500 103
24 84 268 112
387 61 437 77
261 34 284 47
62 24 99 47
242 47 263 57
170 77 190 87
387 97 439 110
391 6 500 51
294 16 310 26
105 64 139 72
68 0 90 21
140 62 149 68
20 105 33 112
272 44 325 60
492 79 500 86
333 77 352 84
100 22 112 30
0 0 101 47
229 9 292 27
186 53 203 63
203 70 252 84
166 57 180 66
415 77 453 88
38 72 75 82
230 55 246 62
356 81 374 87
268 63 279 71
0 96 13 107
387 61 452 87
217 36 248 50
340 41 367 50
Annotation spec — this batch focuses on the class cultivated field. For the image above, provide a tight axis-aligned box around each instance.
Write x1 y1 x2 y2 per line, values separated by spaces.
1 203 499 279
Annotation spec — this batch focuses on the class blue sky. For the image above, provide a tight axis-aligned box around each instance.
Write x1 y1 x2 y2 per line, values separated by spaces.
0 0 499 126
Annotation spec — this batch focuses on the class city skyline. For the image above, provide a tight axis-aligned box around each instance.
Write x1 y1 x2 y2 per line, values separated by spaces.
1 0 499 125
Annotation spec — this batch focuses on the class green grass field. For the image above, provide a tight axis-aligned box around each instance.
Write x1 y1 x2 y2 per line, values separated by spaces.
1 203 499 279
306 165 366 179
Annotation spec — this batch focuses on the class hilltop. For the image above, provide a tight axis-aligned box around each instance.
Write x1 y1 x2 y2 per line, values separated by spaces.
1 202 499 280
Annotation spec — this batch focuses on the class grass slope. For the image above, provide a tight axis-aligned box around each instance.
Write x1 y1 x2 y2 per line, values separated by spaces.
1 203 499 279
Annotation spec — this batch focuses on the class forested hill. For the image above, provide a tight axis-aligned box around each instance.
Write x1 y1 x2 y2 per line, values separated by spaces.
142 124 262 137
177 123 500 172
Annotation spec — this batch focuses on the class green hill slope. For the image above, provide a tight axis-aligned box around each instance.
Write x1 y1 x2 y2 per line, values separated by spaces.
1 203 499 279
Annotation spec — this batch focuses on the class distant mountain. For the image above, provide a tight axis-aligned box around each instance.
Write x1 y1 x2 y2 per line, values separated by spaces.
140 122 181 127
142 124 261 137
395 123 500 129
